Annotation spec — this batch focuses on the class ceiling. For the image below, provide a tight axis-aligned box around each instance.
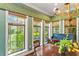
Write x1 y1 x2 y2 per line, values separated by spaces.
24 3 79 16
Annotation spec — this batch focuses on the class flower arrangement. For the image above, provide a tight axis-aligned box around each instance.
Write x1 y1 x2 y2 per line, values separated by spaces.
59 34 72 54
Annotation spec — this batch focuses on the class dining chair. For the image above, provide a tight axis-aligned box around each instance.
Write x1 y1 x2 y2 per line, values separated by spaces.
33 40 40 56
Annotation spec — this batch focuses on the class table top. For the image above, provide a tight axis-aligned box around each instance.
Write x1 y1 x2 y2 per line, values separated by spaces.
36 44 60 56
43 45 59 56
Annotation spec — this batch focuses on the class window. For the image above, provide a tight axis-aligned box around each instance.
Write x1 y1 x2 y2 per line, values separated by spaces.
52 21 59 34
32 19 41 48
44 26 49 38
33 26 41 40
64 19 76 42
44 26 49 44
33 19 41 40
52 27 59 33
8 13 25 54
44 21 49 44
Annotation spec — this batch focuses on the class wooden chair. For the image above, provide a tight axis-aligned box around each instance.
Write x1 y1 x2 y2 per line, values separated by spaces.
33 40 40 56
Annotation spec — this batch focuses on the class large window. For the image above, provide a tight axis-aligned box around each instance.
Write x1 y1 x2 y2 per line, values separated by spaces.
44 27 49 38
8 13 25 54
32 19 41 48
44 26 49 44
64 19 76 42
44 21 49 44
33 26 41 40
52 21 59 34
33 19 41 41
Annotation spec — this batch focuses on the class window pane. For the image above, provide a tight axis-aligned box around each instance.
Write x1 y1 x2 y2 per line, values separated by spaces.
8 26 17 54
64 19 76 42
55 27 59 33
44 26 49 44
8 25 25 54
8 25 11 54
33 26 41 40
52 21 59 34
17 26 25 51
18 17 25 24
8 14 18 24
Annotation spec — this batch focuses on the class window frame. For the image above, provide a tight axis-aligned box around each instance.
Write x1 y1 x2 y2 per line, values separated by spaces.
8 23 25 55
7 13 26 55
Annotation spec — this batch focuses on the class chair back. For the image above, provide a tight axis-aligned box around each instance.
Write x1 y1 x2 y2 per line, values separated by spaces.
33 40 40 55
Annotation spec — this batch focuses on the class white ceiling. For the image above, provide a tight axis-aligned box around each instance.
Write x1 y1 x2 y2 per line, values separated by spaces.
24 3 79 16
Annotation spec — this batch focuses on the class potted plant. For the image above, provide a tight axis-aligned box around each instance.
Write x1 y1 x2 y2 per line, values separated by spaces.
59 35 72 55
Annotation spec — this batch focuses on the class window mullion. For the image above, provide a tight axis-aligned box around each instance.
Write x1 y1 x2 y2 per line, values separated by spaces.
10 26 11 52
24 25 25 49
17 25 18 51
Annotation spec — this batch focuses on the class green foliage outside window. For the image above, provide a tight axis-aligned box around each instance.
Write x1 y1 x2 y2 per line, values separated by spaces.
33 26 40 39
8 26 25 54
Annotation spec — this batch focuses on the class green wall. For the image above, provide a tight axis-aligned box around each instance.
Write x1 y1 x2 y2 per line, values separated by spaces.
0 3 50 20
0 10 6 56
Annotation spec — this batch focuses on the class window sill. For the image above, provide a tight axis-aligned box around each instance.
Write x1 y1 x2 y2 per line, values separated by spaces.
8 49 27 56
